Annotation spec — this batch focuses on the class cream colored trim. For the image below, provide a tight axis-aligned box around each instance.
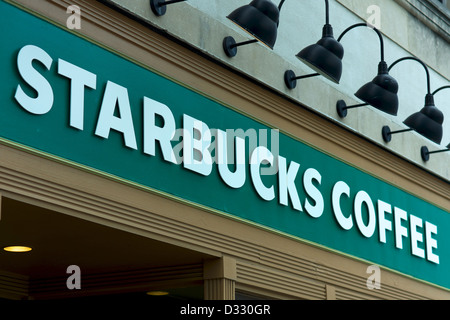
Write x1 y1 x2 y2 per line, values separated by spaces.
326 285 336 300
204 257 237 281
204 278 235 300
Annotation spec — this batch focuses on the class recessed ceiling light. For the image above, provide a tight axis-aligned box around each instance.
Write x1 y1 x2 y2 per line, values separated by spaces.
3 246 32 253
146 291 169 296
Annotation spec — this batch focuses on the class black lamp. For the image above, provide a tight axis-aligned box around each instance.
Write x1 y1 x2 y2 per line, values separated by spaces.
382 57 444 144
421 143 450 162
336 23 399 118
420 86 450 161
285 0 343 89
223 0 285 57
150 0 187 16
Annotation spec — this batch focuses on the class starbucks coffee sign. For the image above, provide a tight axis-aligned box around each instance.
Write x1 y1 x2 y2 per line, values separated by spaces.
1 1 449 290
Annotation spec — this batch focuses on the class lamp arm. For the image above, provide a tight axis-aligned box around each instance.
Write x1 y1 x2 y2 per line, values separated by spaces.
388 57 431 95
161 0 186 5
432 85 450 96
278 0 286 11
337 23 384 62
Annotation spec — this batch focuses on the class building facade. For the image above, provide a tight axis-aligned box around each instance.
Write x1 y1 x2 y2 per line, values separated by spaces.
0 0 449 301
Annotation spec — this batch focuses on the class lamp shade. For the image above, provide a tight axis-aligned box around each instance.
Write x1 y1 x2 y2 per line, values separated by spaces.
296 25 343 84
354 61 399 116
403 94 444 144
227 0 280 49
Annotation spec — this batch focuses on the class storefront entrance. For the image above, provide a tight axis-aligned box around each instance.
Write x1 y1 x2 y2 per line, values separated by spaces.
0 197 211 300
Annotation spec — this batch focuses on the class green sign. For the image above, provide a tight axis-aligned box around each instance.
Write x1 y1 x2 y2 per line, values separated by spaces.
1 1 449 290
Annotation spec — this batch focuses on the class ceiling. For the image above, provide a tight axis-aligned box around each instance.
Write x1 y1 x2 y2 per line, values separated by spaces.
0 197 211 300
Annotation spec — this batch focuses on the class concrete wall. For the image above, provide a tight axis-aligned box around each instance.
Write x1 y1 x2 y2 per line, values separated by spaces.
106 0 450 181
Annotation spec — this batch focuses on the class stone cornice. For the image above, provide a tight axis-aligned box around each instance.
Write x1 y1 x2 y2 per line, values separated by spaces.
395 0 450 42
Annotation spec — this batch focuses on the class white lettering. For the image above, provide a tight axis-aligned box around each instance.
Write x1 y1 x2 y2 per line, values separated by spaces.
14 45 54 114
216 129 246 188
11 44 442 267
332 181 353 230
303 168 323 218
394 207 408 250
354 191 376 238
95 81 137 149
250 146 275 201
377 200 392 244
425 222 439 264
58 59 96 130
410 214 425 259
183 115 213 176
180 304 214 317
277 156 302 211
143 97 177 163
